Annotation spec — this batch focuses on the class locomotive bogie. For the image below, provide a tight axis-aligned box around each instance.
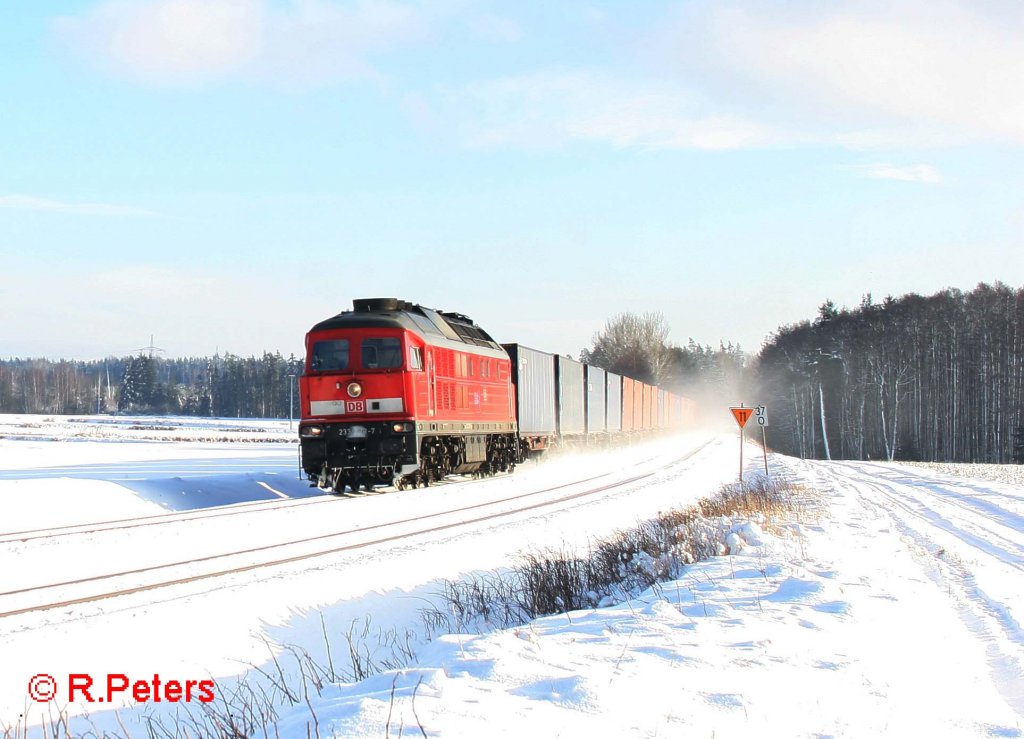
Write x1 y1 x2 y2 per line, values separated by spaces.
300 420 420 491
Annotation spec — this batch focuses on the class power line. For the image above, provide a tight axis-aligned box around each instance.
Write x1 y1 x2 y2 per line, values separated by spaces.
134 334 165 359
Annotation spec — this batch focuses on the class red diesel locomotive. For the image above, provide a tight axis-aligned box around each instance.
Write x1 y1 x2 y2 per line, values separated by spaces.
298 298 521 492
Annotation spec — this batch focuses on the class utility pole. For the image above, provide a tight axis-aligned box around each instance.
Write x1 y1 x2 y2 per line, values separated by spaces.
288 374 297 432
137 335 165 359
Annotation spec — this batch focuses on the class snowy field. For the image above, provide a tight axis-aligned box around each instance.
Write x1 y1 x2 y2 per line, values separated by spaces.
0 414 296 445
1 414 1022 737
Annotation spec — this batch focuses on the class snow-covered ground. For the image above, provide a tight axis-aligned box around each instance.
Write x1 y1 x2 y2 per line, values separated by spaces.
0 414 296 445
1 415 1022 737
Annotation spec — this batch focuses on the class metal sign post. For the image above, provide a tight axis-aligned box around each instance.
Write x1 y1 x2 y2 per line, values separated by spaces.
755 405 769 477
288 374 297 432
729 405 753 482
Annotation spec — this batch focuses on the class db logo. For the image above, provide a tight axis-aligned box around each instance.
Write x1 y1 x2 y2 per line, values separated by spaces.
346 400 365 413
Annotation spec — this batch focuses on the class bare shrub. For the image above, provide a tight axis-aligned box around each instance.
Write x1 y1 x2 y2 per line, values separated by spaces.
439 477 808 628
699 477 790 521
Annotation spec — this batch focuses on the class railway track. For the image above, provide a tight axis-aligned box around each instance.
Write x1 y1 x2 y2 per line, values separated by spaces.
0 491 332 544
0 441 713 620
0 463 539 545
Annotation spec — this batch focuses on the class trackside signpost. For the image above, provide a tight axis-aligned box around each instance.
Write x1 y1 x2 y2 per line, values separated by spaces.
755 405 769 477
729 405 753 482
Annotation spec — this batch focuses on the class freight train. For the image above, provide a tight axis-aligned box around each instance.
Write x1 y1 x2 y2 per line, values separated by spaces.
297 298 694 493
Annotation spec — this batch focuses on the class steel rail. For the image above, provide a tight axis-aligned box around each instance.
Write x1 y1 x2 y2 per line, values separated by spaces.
0 466 515 543
0 442 711 620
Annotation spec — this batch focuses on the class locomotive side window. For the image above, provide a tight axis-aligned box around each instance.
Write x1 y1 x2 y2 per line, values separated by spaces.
409 346 423 370
362 338 402 369
311 340 349 371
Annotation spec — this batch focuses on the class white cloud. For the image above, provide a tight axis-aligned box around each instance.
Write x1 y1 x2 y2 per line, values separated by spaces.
54 0 426 87
55 0 262 83
430 1 1024 153
659 0 1024 146
853 164 944 184
56 0 1024 153
448 71 777 151
0 195 157 217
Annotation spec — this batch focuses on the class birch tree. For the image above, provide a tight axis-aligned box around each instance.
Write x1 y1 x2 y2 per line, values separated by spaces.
581 312 672 385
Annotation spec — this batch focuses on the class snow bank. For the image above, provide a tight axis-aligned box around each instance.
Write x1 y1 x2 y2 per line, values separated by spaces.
286 462 1020 738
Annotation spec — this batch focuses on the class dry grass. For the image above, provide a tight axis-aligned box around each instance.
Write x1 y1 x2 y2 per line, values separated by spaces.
440 476 809 629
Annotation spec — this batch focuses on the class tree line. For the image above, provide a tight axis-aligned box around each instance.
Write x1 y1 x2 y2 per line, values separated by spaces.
6 282 1022 463
581 282 1024 464
0 352 302 419
756 283 1024 464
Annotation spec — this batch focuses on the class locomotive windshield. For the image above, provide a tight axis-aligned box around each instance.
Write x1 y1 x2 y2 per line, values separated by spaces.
361 337 402 369
310 339 349 371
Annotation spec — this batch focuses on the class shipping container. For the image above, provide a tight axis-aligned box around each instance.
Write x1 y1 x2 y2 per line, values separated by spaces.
605 372 623 432
622 377 636 432
633 381 645 430
683 397 697 427
501 344 556 436
555 355 586 436
641 383 653 430
585 365 607 434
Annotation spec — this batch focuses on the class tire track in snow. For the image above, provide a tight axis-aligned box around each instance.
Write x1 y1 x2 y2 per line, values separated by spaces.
841 462 1024 558
833 464 1024 572
823 463 1024 717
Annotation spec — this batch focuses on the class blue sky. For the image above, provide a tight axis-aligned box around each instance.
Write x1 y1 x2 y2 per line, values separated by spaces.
2 0 1022 360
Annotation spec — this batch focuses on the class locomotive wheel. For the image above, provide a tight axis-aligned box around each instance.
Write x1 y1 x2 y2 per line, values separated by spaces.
326 469 348 495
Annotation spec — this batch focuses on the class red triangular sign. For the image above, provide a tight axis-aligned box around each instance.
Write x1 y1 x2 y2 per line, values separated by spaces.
731 407 753 428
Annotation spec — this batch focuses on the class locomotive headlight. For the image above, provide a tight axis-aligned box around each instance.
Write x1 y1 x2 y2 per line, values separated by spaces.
392 422 414 433
347 381 363 398
300 425 324 438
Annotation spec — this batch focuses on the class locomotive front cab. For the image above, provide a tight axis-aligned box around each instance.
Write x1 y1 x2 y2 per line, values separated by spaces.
299 298 520 494
299 314 424 492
